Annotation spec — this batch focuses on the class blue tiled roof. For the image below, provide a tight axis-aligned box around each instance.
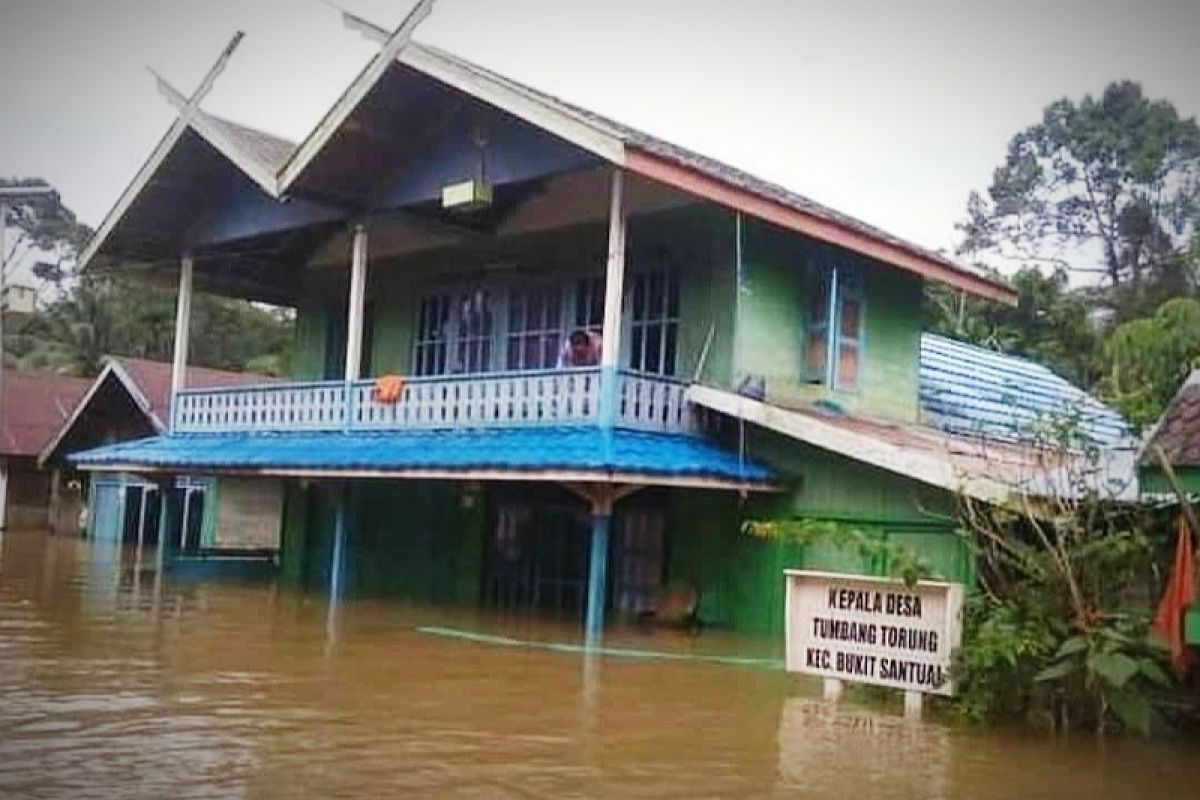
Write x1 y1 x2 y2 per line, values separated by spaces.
68 426 774 484
919 333 1132 447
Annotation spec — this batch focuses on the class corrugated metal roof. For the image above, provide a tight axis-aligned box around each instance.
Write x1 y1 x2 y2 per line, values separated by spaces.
1 372 91 457
919 333 1132 447
68 426 774 484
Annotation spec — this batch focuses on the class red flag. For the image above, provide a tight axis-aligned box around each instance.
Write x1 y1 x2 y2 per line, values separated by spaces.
1153 517 1196 678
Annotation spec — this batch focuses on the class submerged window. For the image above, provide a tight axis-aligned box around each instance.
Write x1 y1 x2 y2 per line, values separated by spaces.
803 266 863 390
628 267 680 376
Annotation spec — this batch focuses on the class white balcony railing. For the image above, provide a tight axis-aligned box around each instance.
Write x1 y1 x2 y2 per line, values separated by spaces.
171 368 695 436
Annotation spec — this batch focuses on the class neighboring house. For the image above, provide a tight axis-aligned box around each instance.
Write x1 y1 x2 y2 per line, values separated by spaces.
67 13 1131 637
0 372 90 532
1139 370 1200 648
1140 370 1200 498
40 357 281 553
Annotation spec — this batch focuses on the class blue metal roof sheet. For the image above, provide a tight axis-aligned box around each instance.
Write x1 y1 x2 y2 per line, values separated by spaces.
919 333 1132 447
68 426 774 484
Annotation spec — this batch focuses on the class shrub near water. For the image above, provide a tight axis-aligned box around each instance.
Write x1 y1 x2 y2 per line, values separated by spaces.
747 500 1184 734
951 495 1180 735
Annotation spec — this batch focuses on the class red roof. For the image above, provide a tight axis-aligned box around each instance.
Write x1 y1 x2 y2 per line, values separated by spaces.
1 372 91 457
112 357 277 427
1145 371 1200 468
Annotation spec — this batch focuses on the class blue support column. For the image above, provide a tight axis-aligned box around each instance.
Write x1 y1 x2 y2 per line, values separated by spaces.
585 509 611 645
324 484 349 655
329 484 347 602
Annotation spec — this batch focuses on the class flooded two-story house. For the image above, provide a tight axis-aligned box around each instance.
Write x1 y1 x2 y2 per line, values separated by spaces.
74 10 1138 641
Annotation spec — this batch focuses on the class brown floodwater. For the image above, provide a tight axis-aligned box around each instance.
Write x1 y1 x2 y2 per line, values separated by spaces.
0 530 1195 799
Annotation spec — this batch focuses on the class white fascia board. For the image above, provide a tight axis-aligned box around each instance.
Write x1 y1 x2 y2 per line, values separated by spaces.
688 384 1014 505
77 120 190 271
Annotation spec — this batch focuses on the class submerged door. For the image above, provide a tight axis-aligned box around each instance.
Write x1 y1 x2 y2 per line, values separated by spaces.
485 498 589 618
89 482 124 543
611 507 666 619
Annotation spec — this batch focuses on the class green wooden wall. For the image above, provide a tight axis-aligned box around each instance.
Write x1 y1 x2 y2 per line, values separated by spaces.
665 426 970 636
277 479 484 604
1139 465 1200 497
733 217 923 423
290 205 738 385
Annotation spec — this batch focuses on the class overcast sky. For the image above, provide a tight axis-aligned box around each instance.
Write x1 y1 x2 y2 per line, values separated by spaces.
2 0 1199 280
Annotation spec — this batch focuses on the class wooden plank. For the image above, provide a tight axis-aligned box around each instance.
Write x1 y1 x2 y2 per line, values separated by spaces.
170 253 194 401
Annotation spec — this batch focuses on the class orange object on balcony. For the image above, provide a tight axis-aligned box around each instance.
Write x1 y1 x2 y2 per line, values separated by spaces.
372 374 406 404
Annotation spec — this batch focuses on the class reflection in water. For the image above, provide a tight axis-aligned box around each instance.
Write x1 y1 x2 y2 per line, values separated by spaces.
775 698 951 799
0 530 1195 798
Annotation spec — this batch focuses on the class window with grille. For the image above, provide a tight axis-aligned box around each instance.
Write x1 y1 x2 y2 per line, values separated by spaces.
455 291 494 374
413 294 450 376
506 285 564 371
627 268 680 376
803 266 863 390
574 276 604 335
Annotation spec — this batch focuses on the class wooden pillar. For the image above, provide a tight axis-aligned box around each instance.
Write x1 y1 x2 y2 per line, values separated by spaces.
585 505 612 645
170 253 194 419
597 169 626 428
48 468 61 534
344 225 369 382
156 483 172 571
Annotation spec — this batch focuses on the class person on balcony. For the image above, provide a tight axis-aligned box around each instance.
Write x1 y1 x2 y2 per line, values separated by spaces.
557 329 602 368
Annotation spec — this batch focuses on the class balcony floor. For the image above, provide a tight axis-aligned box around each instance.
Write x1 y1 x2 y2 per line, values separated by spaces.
68 426 775 489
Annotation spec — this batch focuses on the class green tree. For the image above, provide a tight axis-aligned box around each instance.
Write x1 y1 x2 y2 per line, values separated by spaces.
1103 297 1200 426
926 266 1101 386
960 81 1200 321
3 177 293 378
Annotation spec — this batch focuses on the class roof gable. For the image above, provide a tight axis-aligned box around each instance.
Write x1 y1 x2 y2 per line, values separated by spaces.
38 359 278 466
83 12 1017 305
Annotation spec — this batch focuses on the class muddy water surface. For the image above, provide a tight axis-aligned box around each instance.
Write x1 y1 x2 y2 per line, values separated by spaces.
0 531 1194 799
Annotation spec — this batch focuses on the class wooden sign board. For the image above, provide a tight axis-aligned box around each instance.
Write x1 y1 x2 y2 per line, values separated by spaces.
784 570 963 697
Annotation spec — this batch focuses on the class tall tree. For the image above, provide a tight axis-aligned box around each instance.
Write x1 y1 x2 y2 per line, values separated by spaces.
960 81 1200 321
0 178 91 290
